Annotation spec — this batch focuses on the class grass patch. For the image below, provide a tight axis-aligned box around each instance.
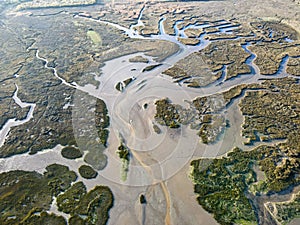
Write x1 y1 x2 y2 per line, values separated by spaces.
61 146 82 159
78 165 98 179
87 29 102 45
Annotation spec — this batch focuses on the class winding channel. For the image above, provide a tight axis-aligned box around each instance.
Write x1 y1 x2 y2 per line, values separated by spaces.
0 84 36 147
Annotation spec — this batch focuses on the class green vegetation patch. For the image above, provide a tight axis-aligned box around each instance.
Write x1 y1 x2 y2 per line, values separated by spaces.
56 181 113 225
191 148 259 225
21 212 67 225
155 98 181 128
117 143 130 161
61 146 83 159
191 146 299 224
79 165 98 179
69 215 85 225
155 97 229 143
199 40 251 80
72 186 113 225
248 42 299 75
0 171 53 224
275 191 300 224
117 142 130 181
95 98 110 147
243 79 300 192
240 78 300 144
0 164 113 225
198 114 227 144
191 77 300 224
0 95 30 130
57 182 87 214
163 52 221 87
87 29 102 45
0 164 76 224
45 164 78 196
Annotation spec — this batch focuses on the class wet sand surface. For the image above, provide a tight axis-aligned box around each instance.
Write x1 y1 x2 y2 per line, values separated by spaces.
288 218 300 225
167 163 219 225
